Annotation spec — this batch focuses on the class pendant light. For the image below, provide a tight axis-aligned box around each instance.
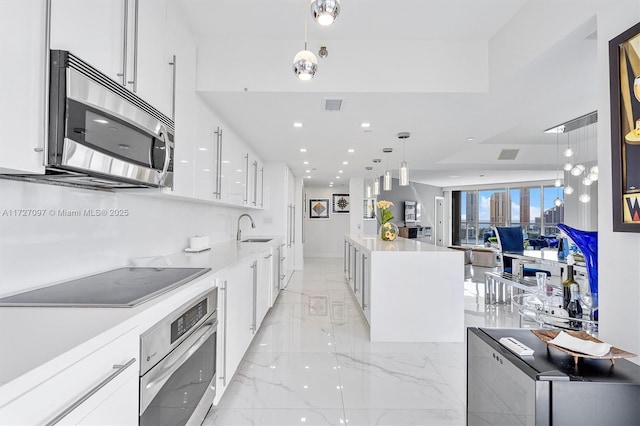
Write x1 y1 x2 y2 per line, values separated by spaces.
383 148 392 191
553 131 563 206
398 132 410 186
293 12 317 80
310 0 341 26
372 159 381 196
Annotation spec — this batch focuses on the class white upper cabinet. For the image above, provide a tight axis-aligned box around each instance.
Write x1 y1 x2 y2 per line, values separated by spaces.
1 0 47 174
50 0 128 86
50 0 174 117
136 0 173 118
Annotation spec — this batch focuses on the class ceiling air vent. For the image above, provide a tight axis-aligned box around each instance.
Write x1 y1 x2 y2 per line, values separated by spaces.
322 98 343 112
498 149 519 160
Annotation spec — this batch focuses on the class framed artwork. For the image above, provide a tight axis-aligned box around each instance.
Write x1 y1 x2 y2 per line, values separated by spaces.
309 198 330 219
363 198 376 220
332 193 350 213
610 22 640 232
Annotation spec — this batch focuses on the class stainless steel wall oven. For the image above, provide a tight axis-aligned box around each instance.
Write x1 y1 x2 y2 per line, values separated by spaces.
139 288 217 426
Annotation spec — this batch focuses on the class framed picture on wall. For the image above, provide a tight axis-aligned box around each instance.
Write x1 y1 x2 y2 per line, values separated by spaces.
332 194 350 213
309 199 330 219
363 198 376 220
610 21 640 232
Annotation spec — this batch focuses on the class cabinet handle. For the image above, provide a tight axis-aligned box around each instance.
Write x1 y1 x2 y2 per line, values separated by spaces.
362 255 367 307
250 261 257 333
252 161 258 206
169 54 176 120
45 357 136 426
213 128 222 199
117 0 128 86
264 253 273 259
260 167 264 208
219 281 228 386
244 154 249 204
127 0 139 92
43 0 52 158
292 205 296 245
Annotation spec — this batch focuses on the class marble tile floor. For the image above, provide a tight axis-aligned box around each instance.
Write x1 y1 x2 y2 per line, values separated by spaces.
203 258 525 426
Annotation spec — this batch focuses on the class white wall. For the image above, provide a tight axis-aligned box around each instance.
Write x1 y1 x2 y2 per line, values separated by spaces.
303 186 350 257
593 0 640 364
0 179 253 297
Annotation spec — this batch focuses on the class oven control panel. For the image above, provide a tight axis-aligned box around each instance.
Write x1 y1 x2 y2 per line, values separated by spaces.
171 298 208 344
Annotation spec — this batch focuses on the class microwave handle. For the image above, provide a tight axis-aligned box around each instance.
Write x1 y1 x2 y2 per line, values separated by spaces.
158 126 171 185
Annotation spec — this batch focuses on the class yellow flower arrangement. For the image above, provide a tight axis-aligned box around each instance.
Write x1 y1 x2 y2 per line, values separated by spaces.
376 200 397 241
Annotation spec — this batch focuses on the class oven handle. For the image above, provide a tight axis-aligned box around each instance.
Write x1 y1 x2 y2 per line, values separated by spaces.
140 319 217 415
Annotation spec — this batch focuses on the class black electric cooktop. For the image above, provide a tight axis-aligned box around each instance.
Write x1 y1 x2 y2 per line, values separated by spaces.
0 267 211 308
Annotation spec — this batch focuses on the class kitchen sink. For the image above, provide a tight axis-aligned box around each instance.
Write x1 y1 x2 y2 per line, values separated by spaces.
241 238 273 243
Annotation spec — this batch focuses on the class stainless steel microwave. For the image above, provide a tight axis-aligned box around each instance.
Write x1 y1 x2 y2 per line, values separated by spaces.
44 50 174 189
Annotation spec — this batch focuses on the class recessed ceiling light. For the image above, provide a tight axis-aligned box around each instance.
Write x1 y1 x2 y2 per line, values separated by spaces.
348 148 355 153
222 160 230 164
361 122 371 128
449 175 460 178
466 137 475 142
338 170 343 173
293 122 303 128
236 169 243 172
329 182 334 185
300 148 307 152
203 168 211 172
342 161 348 165
93 119 109 124
336 176 340 179
306 175 311 178
305 169 311 173
198 147 208 151
303 161 309 165
180 160 189 164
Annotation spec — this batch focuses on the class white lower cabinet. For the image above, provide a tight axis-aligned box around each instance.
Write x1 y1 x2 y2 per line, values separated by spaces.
215 258 254 403
0 328 138 425
257 250 273 326
215 246 277 404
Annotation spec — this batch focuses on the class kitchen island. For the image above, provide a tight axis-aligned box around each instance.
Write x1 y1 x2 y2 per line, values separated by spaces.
344 235 464 342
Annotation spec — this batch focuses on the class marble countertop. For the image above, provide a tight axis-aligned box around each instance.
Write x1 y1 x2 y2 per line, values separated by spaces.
346 234 458 253
0 236 282 401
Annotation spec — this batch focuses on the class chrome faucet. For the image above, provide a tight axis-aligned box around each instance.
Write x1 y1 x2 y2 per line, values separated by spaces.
236 213 256 241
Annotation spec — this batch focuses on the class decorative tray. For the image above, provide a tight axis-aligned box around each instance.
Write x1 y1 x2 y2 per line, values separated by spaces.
531 330 637 365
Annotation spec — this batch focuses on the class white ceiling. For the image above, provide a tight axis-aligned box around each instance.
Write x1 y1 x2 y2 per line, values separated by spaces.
175 0 599 189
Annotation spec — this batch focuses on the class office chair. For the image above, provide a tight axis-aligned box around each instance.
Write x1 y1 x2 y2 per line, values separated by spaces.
493 226 551 277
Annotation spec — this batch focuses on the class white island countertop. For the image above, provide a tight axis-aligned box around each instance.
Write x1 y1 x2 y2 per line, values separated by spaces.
346 234 459 252
0 236 282 405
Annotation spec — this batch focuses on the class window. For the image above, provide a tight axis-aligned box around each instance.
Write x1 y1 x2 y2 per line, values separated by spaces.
456 184 564 246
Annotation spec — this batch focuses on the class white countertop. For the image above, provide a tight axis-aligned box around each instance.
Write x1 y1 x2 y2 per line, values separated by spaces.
0 236 282 405
346 234 458 253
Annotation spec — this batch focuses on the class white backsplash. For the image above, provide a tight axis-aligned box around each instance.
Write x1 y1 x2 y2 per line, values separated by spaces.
0 179 249 296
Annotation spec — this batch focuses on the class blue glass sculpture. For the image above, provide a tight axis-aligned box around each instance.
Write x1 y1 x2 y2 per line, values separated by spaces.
557 223 598 309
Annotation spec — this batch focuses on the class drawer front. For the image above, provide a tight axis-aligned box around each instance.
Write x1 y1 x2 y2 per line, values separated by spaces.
0 328 138 425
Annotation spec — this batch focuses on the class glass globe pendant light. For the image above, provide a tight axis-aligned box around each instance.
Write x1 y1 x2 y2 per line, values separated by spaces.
293 13 317 81
293 43 318 81
564 185 574 195
310 0 341 26
554 197 563 207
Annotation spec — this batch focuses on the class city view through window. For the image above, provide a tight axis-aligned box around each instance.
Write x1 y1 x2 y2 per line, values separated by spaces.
459 186 564 245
